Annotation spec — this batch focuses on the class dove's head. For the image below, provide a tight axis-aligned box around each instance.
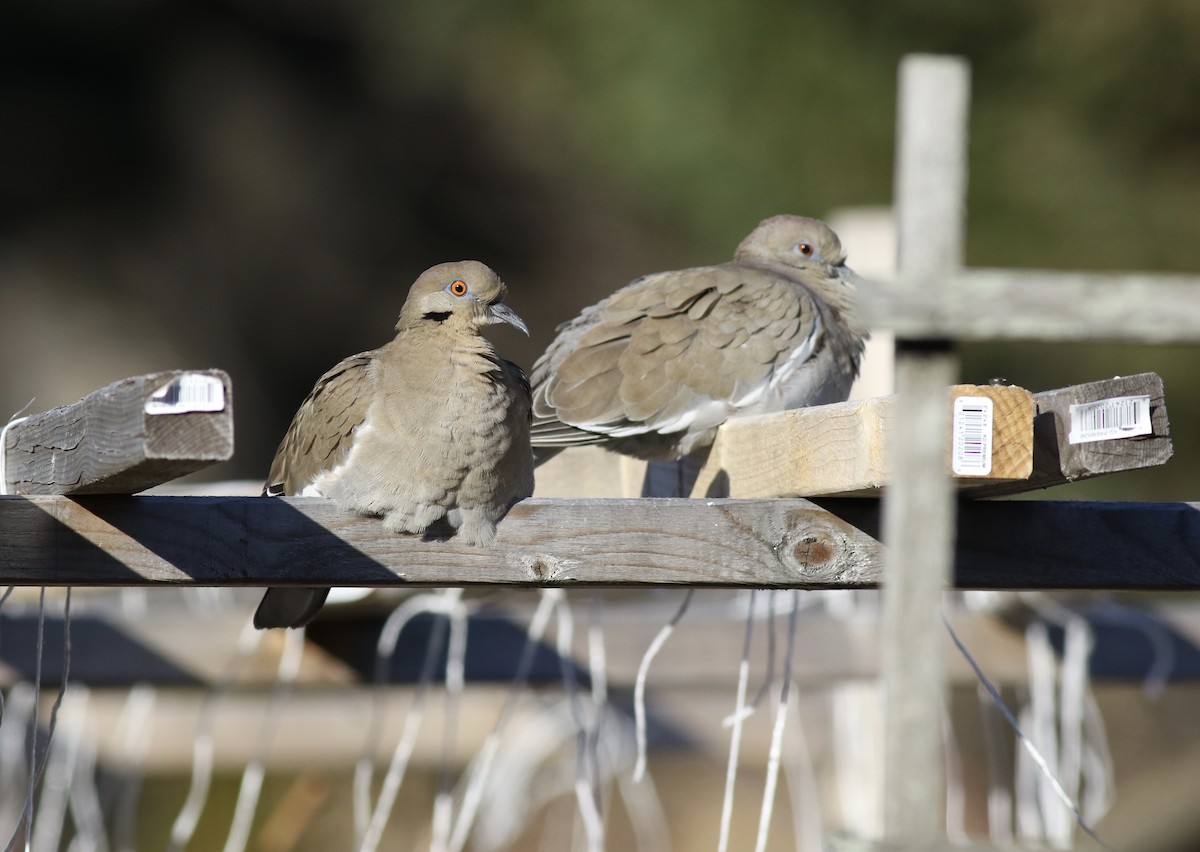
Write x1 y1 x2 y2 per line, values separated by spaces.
735 215 848 269
735 215 861 312
400 260 530 335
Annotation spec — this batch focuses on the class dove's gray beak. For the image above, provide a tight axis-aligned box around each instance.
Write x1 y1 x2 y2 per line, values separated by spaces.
836 263 864 290
488 302 530 336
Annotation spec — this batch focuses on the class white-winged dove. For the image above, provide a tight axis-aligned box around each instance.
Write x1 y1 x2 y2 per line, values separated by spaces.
254 260 534 629
529 215 867 466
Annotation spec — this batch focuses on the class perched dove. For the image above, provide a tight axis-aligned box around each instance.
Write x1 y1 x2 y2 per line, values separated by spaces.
254 260 534 629
528 215 866 465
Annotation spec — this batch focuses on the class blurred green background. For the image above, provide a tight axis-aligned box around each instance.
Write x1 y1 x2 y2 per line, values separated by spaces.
1 0 1197 497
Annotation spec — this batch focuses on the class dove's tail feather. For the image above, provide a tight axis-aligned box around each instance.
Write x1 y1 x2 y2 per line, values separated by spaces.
254 587 330 629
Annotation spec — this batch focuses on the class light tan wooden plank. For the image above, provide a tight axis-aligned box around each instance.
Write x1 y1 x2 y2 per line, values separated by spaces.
3 370 234 495
691 383 1033 498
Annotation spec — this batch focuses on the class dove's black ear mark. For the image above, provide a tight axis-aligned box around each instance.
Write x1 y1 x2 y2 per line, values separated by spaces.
423 311 452 323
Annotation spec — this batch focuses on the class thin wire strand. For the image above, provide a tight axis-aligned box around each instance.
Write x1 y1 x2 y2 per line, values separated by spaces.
431 590 468 852
943 615 1111 850
753 591 800 852
354 592 452 846
167 617 263 852
717 590 756 852
222 627 305 852
633 590 694 782
358 591 460 852
447 589 562 852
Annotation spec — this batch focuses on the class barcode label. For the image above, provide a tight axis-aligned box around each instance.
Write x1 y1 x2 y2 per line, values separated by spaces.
145 373 226 415
952 396 993 476
1068 395 1151 444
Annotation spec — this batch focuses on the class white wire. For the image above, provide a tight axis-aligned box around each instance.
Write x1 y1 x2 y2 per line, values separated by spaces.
0 686 36 840
718 590 755 852
0 411 31 495
447 589 561 852
943 615 1111 849
30 688 87 852
632 589 693 783
354 591 455 845
167 617 263 852
359 590 464 852
1057 616 1092 850
113 685 156 852
222 627 305 852
431 590 468 852
782 661 822 852
753 590 799 852
66 728 107 852
556 597 604 852
1027 622 1065 845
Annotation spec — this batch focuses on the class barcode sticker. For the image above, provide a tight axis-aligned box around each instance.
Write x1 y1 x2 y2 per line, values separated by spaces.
145 373 226 415
952 396 993 476
1068 395 1151 444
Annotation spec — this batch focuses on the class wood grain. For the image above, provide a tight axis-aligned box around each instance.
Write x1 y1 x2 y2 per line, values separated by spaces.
883 53 972 845
3 370 234 495
691 383 1033 498
4 495 1200 590
0 495 883 588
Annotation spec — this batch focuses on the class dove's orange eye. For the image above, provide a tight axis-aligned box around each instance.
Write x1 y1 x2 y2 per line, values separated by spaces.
449 280 469 296
793 242 814 257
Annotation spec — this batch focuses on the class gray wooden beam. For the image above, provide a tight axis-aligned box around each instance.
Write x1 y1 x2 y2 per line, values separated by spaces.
2 495 1199 590
882 52 970 844
861 268 1200 343
2 370 234 495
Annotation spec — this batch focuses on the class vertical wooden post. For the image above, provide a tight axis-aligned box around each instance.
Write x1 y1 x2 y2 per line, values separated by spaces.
880 54 971 844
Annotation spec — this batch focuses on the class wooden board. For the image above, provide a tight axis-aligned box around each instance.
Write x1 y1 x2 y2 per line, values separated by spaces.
534 374 1170 501
964 372 1171 497
2 370 234 495
860 268 1200 344
2 495 1200 591
690 383 1033 498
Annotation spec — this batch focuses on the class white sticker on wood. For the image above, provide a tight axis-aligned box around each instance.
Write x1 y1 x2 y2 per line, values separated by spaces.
952 396 993 476
1068 395 1151 444
145 374 226 415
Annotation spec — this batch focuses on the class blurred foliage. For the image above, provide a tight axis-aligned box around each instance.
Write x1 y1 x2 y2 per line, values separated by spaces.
0 0 1198 497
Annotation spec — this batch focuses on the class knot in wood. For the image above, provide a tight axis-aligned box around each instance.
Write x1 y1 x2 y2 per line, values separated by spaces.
774 509 857 584
520 554 576 582
793 535 834 567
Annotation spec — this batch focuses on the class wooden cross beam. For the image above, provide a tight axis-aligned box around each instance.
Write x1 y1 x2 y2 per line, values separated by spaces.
1 370 234 496
1 495 1199 590
862 269 1200 343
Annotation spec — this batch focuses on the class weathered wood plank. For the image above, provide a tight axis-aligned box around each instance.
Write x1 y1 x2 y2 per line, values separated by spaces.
4 496 1200 590
883 52 971 845
860 268 1200 343
0 496 883 588
691 383 1033 498
964 372 1171 497
3 370 234 495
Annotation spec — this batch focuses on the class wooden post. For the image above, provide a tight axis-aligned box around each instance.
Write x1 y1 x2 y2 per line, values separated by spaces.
880 54 971 845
